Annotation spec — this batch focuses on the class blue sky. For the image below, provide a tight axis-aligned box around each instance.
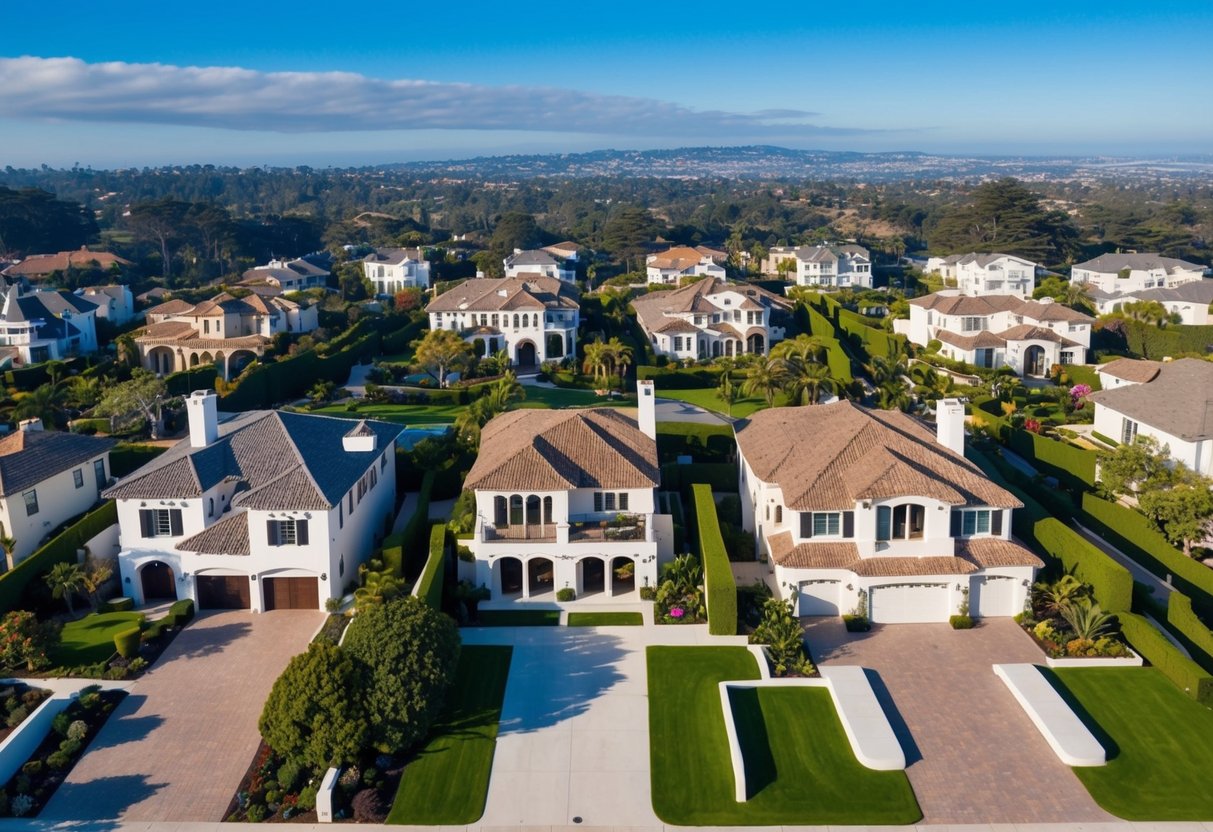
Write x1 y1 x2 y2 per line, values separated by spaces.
1 0 1210 167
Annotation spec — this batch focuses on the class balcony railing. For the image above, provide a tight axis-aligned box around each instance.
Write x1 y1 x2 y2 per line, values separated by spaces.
569 514 647 542
481 523 556 542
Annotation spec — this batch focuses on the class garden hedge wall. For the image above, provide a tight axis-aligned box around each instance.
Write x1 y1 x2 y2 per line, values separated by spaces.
1118 611 1213 705
637 366 723 389
1007 429 1097 491
1123 320 1213 360
401 470 436 581
0 501 118 615
660 462 737 493
692 484 736 636
1167 592 1213 674
835 307 904 361
1032 517 1133 613
164 366 219 396
1081 493 1213 616
655 421 735 463
109 443 167 478
415 523 446 610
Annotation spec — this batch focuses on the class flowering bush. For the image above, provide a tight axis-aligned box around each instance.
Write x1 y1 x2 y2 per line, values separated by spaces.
669 607 684 619
1070 384 1092 409
0 612 60 672
1023 418 1043 434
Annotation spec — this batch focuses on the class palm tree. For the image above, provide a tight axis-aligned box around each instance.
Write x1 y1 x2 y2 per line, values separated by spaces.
82 558 114 611
1033 574 1089 618
45 562 87 616
67 376 103 410
865 355 909 388
784 359 837 405
877 379 912 412
13 384 69 428
1060 599 1115 642
354 570 404 609
606 337 633 391
771 334 825 364
0 536 16 572
741 358 787 406
1061 280 1094 312
717 371 740 416
581 340 610 385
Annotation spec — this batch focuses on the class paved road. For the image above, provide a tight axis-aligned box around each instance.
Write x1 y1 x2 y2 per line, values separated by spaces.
41 610 324 822
806 617 1112 826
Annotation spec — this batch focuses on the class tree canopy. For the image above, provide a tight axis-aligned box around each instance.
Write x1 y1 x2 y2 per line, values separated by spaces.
928 178 1078 264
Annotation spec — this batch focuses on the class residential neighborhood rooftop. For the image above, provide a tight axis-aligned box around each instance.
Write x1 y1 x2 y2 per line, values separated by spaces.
1088 358 1213 441
0 429 115 497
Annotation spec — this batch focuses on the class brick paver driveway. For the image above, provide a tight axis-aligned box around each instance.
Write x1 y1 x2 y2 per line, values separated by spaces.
42 609 324 822
806 617 1113 825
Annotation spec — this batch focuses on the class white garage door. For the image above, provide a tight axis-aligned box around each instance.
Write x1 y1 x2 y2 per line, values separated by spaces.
971 575 1020 618
869 583 950 624
798 580 841 616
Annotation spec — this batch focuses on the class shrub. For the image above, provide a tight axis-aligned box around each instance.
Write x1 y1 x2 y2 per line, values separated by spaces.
102 597 135 613
259 640 366 771
21 760 42 776
692 484 736 636
66 720 88 741
352 788 387 822
749 597 813 676
58 737 82 756
0 612 60 672
342 595 460 754
276 760 303 793
949 615 974 629
556 588 576 602
1032 518 1132 612
128 657 147 673
415 523 446 610
245 803 267 823
168 598 195 625
1167 592 1213 672
296 784 318 811
4 706 27 728
1118 611 1213 705
45 751 71 770
639 586 657 601
51 711 72 737
113 626 142 659
843 614 870 632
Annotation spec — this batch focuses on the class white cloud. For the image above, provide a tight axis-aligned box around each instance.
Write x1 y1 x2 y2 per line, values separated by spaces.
0 56 879 137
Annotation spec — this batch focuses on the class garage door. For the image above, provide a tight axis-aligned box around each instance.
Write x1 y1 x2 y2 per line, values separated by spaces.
869 583 950 624
196 575 251 609
264 577 320 611
971 575 1020 618
798 580 841 616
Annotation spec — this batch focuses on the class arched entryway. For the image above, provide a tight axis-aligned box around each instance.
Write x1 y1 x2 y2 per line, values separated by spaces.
227 349 258 380
579 557 605 597
747 333 765 355
498 557 523 596
528 557 554 597
516 340 538 368
140 561 177 601
147 346 176 375
611 556 636 596
1024 345 1047 377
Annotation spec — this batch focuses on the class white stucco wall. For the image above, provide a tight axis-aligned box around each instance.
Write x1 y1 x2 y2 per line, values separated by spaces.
0 452 111 564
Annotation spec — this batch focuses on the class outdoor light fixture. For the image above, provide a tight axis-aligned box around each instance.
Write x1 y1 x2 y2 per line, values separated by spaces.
320 573 327 581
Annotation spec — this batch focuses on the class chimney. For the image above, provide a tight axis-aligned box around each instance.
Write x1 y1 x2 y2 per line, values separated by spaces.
936 398 965 456
18 418 43 432
637 380 657 441
187 390 219 448
342 421 377 453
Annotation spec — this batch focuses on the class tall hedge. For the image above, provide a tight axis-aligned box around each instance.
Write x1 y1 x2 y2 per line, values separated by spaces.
109 444 167 477
1118 611 1213 705
692 484 737 636
1123 320 1213 360
1081 493 1213 616
660 462 737 493
655 422 735 464
0 501 118 615
1167 592 1213 674
415 523 447 610
164 365 219 396
401 471 436 581
1007 429 1097 491
1032 518 1133 612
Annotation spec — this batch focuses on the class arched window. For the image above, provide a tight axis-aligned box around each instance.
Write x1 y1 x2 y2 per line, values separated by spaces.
509 495 524 526
543 496 553 524
522 313 530 328
526 495 541 526
494 496 508 526
513 314 520 328
775 505 783 523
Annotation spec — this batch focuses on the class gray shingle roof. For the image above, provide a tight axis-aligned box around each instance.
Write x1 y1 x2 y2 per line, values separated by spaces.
1089 359 1213 441
0 430 115 497
1074 253 1206 274
505 249 561 268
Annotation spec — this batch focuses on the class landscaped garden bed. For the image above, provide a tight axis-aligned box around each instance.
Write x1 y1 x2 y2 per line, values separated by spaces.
0 686 126 817
652 553 706 625
0 684 51 745
1016 576 1136 663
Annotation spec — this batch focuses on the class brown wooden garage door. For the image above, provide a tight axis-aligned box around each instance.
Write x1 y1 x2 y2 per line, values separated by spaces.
263 577 320 611
196 575 251 609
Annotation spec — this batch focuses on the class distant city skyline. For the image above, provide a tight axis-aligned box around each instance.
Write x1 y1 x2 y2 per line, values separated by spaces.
1 0 1210 167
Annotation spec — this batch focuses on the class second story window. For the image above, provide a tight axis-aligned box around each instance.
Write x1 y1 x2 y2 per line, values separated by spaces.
139 508 183 538
800 510 852 539
73 469 84 489
22 490 39 517
876 504 925 541
268 518 309 546
951 508 1003 537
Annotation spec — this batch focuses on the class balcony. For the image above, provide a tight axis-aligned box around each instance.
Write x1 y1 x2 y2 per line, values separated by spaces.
482 523 557 543
569 513 648 542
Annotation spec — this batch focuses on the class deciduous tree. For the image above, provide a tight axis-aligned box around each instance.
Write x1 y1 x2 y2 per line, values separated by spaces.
411 329 473 388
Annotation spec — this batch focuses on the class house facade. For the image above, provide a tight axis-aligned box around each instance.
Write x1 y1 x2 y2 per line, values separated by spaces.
138 291 318 379
736 400 1040 623
503 249 575 282
361 248 431 295
926 253 1038 297
1089 358 1213 477
0 421 114 567
79 285 136 326
645 246 727 285
462 383 670 603
763 244 872 289
631 277 790 359
0 286 100 364
240 256 330 293
1 248 131 283
1071 253 1207 293
105 391 403 611
426 275 579 367
1085 280 1213 326
906 291 1092 376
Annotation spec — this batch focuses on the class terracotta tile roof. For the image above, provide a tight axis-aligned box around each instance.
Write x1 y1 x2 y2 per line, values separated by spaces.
648 246 714 271
426 275 579 314
958 537 1043 569
464 408 658 492
140 321 197 339
1 249 131 278
736 401 1019 511
1015 300 1093 323
654 318 699 334
851 556 977 577
935 329 1005 350
767 533 858 568
147 299 196 316
1098 358 1162 384
176 511 250 556
910 292 1093 324
767 533 1041 574
0 430 114 497
1089 358 1213 441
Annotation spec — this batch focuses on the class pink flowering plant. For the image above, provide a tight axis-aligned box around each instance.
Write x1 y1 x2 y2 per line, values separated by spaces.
654 553 706 624
1070 384 1092 409
0 611 60 671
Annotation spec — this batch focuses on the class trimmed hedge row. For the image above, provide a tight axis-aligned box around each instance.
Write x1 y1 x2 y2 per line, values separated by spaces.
401 470 436 581
660 462 737 493
1167 592 1213 674
1118 611 1213 705
0 502 118 615
637 366 723 389
109 443 167 478
1123 320 1213 360
1007 429 1097 491
113 626 141 658
835 306 904 361
1081 493 1213 616
692 484 737 636
1032 517 1133 612
164 366 219 396
415 523 446 610
655 421 735 464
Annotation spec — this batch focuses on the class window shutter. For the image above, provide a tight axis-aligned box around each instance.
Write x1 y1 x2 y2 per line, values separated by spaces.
950 510 962 538
267 520 279 546
296 519 309 546
139 510 152 538
169 510 183 537
876 506 891 541
801 513 813 538
992 511 1003 536
842 511 854 538
594 492 603 512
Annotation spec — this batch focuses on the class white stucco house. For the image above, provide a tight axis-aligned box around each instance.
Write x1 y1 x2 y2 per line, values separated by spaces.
426 275 579 367
763 244 872 289
907 291 1093 376
503 249 575 282
1071 253 1207 293
645 246 727 285
631 277 791 359
736 399 1041 623
240 255 331 293
79 285 136 326
1085 280 1213 326
0 421 114 568
926 253 1038 298
0 286 100 364
361 248 432 295
1089 358 1213 477
463 381 671 603
105 391 405 611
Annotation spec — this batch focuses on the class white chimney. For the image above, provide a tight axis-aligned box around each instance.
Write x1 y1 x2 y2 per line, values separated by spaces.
18 418 43 432
342 421 377 453
637 380 657 441
187 390 219 448
936 398 965 456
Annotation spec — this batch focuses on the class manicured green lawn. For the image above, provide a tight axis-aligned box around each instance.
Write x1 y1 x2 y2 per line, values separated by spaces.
1051 667 1213 820
387 646 513 824
478 610 560 627
655 387 773 418
311 402 465 425
52 611 145 667
566 612 643 626
648 646 920 825
516 386 630 409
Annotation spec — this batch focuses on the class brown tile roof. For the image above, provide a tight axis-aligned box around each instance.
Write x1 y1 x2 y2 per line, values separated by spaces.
1098 358 1162 384
851 556 978 577
176 512 250 556
631 277 789 336
936 329 1005 350
654 318 699 334
736 401 1020 511
958 537 1043 569
1016 299 1093 323
147 299 196 316
1088 358 1213 441
767 533 858 568
909 292 1093 324
2 249 131 278
998 324 1081 347
767 534 1040 574
464 408 659 492
648 246 714 271
426 275 579 314
139 321 197 339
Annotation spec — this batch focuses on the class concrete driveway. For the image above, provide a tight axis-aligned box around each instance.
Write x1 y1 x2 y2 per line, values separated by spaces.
42 609 324 822
806 617 1113 825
